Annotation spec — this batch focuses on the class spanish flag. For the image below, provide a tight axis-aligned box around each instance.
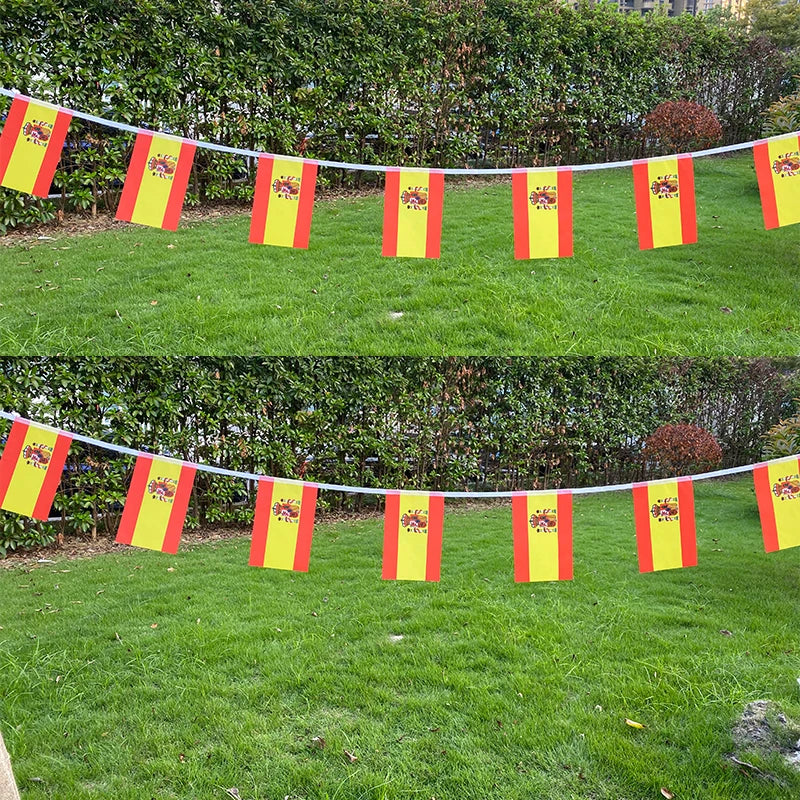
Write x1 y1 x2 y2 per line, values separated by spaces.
0 419 71 520
116 131 196 231
511 168 573 259
382 491 444 581
249 478 318 570
511 491 573 582
115 454 196 553
753 457 800 552
0 96 72 197
249 156 317 248
753 134 800 230
632 478 697 573
382 169 444 258
632 155 697 250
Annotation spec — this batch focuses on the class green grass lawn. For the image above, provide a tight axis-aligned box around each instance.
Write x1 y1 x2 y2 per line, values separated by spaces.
1 476 799 799
0 153 798 355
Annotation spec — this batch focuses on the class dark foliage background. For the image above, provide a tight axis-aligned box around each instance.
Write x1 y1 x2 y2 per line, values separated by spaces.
0 0 788 228
0 357 795 553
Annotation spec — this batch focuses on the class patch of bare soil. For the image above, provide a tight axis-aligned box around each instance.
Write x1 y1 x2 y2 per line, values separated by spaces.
0 525 250 571
729 700 800 781
0 204 251 248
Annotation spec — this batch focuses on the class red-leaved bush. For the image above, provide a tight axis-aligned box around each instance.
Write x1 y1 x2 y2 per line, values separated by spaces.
643 423 723 477
643 101 723 153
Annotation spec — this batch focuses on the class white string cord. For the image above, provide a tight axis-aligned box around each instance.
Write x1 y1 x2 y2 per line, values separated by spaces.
0 87 789 176
0 409 782 499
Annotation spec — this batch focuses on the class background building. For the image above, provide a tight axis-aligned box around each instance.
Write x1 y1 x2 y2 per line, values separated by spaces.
589 0 748 16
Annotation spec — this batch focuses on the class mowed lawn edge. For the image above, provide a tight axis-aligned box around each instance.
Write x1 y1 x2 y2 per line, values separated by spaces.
1 476 799 799
0 153 797 355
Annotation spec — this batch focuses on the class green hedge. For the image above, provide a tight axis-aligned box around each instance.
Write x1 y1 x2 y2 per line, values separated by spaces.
0 0 788 226
0 357 795 554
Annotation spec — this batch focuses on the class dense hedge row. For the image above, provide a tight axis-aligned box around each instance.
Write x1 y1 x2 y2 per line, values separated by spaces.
0 0 787 227
0 357 794 553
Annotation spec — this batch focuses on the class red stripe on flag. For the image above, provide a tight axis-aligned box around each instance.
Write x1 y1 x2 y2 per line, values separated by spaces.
0 97 28 186
116 454 152 545
632 484 654 573
382 491 400 579
753 464 781 552
249 156 273 244
753 141 780 230
0 420 29 509
293 484 317 571
162 141 195 231
425 493 444 581
511 494 530 582
677 477 697 567
32 109 71 198
162 464 195 554
293 161 317 249
382 170 400 257
557 491 573 580
31 432 71 520
632 161 654 250
249 477 273 566
677 155 696 245
425 171 444 259
116 132 152 223
557 169 573 258
511 172 530 260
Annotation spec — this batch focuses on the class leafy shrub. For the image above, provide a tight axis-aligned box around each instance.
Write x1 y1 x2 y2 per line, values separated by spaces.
762 82 800 136
0 188 57 235
0 513 57 557
642 101 723 153
643 423 723 477
762 407 800 459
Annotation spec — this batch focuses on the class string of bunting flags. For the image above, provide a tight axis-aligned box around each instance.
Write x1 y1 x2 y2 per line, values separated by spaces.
0 89 799 254
0 411 798 583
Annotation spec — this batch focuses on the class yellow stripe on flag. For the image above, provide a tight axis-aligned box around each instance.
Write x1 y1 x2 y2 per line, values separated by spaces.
767 136 800 228
1 425 61 517
526 492 559 581
647 480 683 571
395 170 430 258
766 459 800 550
130 135 182 229
263 159 302 248
648 158 683 249
396 492 431 580
2 101 61 194
263 479 303 570
526 171 560 259
130 457 185 551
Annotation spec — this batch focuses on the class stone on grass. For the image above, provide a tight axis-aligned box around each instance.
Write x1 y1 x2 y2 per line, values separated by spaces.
0 730 21 800
732 700 800 773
